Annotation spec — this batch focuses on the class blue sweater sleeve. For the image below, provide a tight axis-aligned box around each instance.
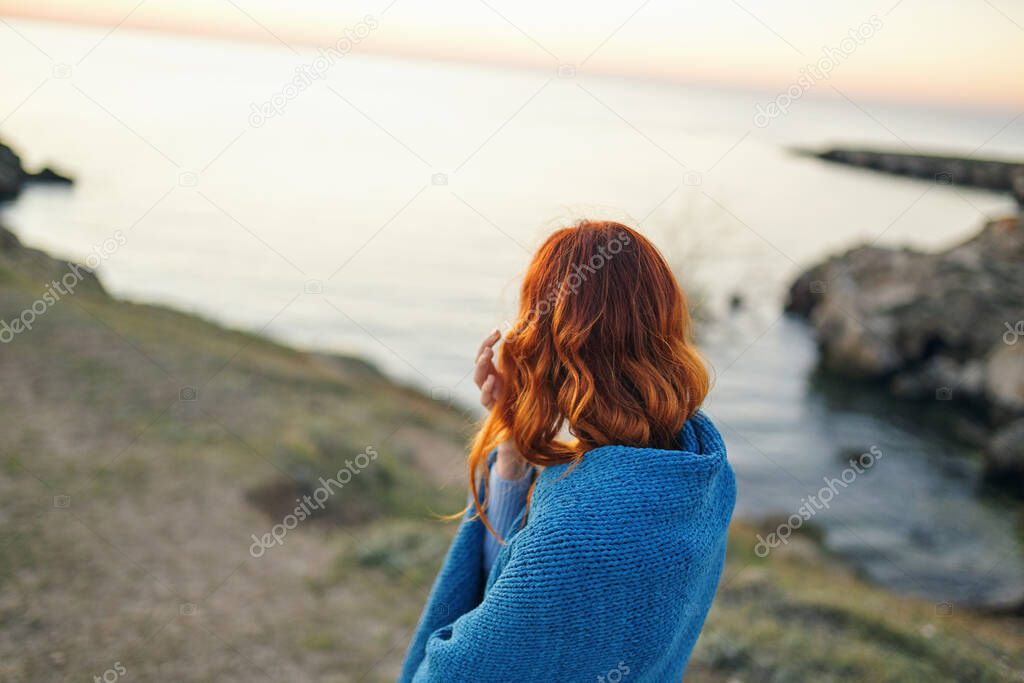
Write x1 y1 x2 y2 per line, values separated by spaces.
482 465 534 573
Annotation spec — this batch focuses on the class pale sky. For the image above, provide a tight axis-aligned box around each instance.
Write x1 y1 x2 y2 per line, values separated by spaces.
2 0 1023 110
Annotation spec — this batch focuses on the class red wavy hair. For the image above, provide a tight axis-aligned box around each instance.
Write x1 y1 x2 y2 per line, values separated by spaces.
466 220 709 539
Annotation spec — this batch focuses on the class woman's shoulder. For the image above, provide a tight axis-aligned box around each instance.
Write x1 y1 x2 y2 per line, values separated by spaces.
538 411 730 493
531 450 733 537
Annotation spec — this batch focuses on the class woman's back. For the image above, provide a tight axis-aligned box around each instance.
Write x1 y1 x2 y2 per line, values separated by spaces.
400 412 734 682
401 221 734 682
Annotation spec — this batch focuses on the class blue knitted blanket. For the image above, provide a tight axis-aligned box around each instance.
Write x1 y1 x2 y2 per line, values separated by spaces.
399 411 736 682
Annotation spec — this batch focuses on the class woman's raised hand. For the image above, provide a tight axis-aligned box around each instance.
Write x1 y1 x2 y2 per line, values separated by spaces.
474 329 503 410
474 329 528 478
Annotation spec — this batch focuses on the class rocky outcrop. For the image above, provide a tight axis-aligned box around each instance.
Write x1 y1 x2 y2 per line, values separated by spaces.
0 141 23 201
987 419 1024 484
786 216 1024 492
0 139 73 202
28 166 74 184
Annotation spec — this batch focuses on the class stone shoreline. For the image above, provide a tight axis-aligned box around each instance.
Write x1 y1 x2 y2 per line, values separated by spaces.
786 215 1024 494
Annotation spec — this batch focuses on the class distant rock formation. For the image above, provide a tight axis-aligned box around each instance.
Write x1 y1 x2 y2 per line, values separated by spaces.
0 142 23 201
29 166 74 184
786 216 1024 493
0 139 73 202
799 147 1024 206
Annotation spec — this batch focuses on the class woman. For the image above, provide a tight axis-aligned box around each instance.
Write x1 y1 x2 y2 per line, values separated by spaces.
400 220 735 682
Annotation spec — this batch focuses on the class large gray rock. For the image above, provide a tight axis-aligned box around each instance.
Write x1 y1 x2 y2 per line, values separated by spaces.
987 419 1024 495
786 216 1024 489
985 344 1024 414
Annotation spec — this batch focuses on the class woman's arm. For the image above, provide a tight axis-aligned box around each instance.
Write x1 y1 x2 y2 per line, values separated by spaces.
474 331 534 571
482 443 534 573
400 330 541 679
